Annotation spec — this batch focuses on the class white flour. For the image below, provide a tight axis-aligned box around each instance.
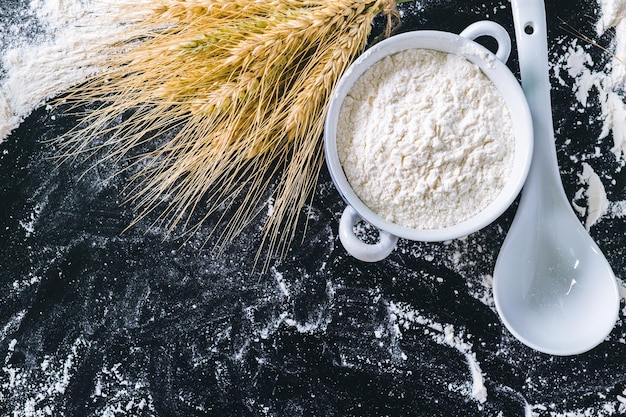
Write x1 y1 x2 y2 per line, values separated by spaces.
554 1 626 233
573 162 609 229
337 48 514 229
386 300 488 405
0 0 135 141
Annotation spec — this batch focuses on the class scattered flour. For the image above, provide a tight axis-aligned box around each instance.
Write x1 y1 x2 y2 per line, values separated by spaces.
557 39 626 160
1 338 155 417
2 337 90 416
337 48 514 229
594 0 626 159
0 0 140 142
577 162 609 229
554 1 626 235
387 300 488 405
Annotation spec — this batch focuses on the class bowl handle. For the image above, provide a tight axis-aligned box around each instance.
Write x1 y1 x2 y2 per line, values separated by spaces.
339 206 399 262
459 21 512 63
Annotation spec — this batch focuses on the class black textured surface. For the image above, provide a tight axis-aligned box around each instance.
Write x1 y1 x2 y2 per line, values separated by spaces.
1 1 626 416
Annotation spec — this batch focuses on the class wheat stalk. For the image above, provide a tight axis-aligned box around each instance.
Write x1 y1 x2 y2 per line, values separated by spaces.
54 0 401 271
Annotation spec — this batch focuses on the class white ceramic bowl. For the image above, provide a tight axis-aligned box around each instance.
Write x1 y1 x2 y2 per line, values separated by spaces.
324 21 533 262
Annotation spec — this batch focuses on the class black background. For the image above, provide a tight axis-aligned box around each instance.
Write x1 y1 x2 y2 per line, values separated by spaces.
1 1 626 416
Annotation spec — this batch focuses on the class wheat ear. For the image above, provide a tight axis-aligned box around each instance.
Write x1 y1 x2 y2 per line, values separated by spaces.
53 0 400 271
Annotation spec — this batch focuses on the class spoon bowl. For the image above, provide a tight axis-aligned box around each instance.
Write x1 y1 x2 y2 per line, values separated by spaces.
493 0 620 355
494 188 619 355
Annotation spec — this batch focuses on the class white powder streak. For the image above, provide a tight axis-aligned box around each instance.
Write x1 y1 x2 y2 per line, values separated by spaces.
558 38 626 160
558 2 626 226
0 310 27 341
576 162 609 229
595 0 626 36
595 1 626 159
466 352 488 403
90 362 155 417
0 0 138 142
2 337 91 417
388 300 488 404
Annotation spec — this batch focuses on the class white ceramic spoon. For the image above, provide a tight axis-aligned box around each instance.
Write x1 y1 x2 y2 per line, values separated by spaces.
493 0 620 355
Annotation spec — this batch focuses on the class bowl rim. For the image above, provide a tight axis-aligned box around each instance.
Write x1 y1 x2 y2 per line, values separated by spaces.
324 29 533 242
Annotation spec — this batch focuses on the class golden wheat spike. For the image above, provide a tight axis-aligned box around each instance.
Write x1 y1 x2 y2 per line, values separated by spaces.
53 0 401 271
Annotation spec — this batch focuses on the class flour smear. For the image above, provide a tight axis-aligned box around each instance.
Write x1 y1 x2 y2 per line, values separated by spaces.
0 0 137 141
555 0 626 230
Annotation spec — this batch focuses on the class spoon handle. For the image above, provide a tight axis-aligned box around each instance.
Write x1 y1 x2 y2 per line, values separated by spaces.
511 0 566 200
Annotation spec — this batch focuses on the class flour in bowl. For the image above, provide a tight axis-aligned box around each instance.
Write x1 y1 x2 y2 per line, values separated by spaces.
336 48 515 229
